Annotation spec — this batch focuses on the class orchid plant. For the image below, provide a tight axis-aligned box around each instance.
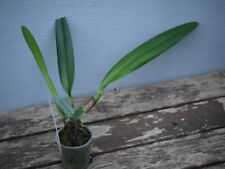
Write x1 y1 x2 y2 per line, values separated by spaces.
21 17 198 145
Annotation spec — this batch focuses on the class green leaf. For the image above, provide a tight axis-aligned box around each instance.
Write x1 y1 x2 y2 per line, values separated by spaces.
54 97 74 119
54 97 85 120
21 26 58 97
95 21 198 101
55 17 75 97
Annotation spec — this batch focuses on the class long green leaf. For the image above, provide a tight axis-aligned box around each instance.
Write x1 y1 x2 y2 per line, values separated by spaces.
55 17 75 97
21 26 58 97
95 21 198 101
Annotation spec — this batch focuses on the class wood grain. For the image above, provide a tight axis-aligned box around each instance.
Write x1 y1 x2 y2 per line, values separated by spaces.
1 71 225 141
42 128 225 169
0 98 225 169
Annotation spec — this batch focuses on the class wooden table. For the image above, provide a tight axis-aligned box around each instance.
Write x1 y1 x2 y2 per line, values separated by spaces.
1 71 225 169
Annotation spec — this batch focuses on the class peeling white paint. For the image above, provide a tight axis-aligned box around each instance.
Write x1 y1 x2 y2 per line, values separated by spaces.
191 129 200 134
158 106 188 114
158 108 178 114
193 101 208 106
89 125 113 138
127 127 165 142
95 163 113 168
146 114 154 119
192 106 198 109
167 94 175 98
92 145 104 153
127 119 138 124
153 121 159 124
153 119 163 124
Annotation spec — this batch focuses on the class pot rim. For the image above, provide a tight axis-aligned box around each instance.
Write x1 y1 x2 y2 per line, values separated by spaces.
56 127 93 149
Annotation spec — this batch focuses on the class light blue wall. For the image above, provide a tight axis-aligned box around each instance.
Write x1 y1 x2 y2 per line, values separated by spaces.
1 0 225 112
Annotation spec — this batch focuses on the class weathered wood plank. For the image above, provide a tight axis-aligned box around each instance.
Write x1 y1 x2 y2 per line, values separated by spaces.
47 163 225 169
1 97 225 169
44 162 225 169
1 71 225 140
43 128 225 169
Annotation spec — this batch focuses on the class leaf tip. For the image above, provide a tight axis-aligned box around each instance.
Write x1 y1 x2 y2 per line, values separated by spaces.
21 25 28 34
56 16 67 23
188 21 199 29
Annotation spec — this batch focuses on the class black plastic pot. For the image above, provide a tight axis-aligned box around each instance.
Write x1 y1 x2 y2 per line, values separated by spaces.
56 129 93 169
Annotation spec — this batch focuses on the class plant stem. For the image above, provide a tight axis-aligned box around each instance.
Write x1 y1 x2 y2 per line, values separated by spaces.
83 97 96 112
